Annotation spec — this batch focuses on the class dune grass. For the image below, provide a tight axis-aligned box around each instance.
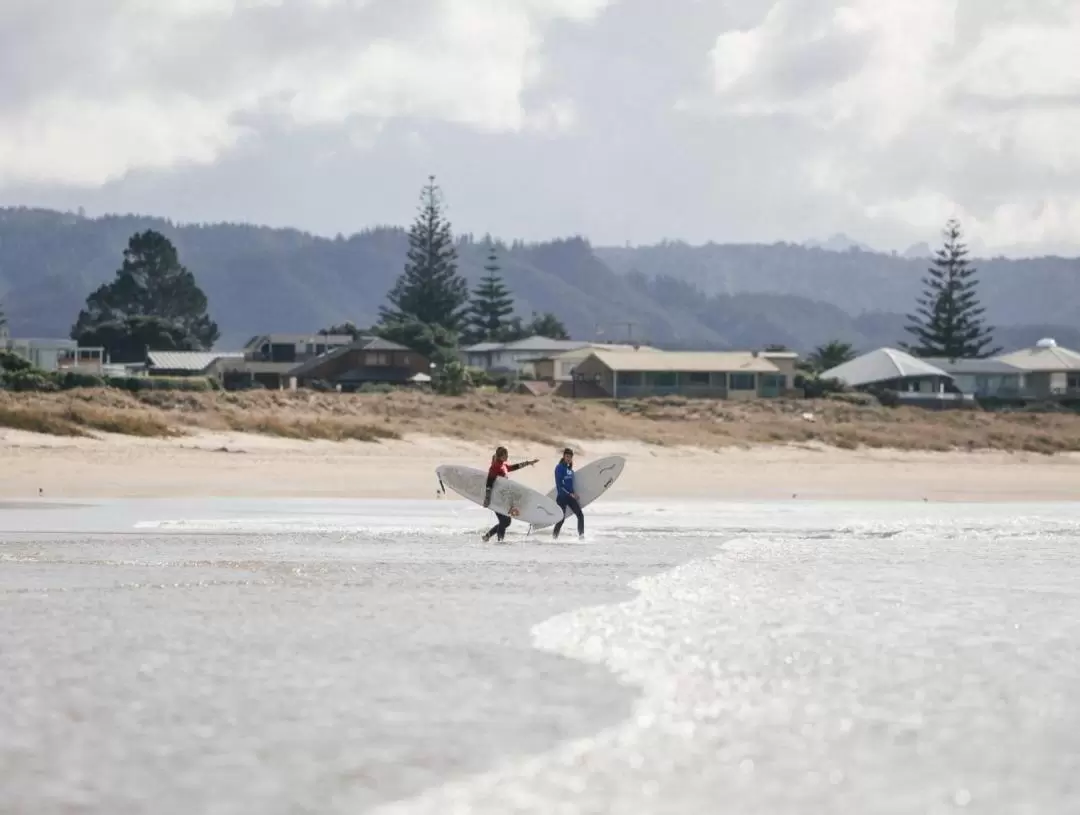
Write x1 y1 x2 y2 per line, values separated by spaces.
220 411 401 442
2 387 1080 454
0 405 87 437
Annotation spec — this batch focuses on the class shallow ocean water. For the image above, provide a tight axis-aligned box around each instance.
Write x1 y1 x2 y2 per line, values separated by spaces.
2 497 1080 814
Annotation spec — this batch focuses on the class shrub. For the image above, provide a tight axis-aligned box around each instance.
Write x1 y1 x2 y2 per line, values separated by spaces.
357 382 394 394
795 374 846 398
56 371 106 389
1 370 58 392
106 375 214 392
825 391 876 406
433 359 473 396
0 351 34 373
873 388 901 408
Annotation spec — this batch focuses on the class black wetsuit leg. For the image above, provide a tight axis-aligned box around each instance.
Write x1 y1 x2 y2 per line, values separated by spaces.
487 512 511 541
553 495 584 537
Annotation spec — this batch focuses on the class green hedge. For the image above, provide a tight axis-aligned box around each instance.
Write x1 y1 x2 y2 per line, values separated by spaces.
0 360 218 393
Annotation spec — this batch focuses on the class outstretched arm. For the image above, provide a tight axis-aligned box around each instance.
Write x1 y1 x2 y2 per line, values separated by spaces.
508 459 539 472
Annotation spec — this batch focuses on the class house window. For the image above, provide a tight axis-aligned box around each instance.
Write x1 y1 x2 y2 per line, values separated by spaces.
729 373 756 390
365 352 389 366
1068 373 1080 391
402 355 409 365
616 371 641 387
269 343 296 363
686 372 710 386
648 371 677 388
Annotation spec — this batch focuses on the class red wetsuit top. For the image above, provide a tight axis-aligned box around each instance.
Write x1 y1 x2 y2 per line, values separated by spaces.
485 458 528 504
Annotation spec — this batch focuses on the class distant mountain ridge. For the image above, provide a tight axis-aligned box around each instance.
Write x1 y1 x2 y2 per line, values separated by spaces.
1 206 1078 354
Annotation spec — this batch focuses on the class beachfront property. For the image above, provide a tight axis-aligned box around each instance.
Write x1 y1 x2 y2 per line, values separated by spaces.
920 356 1026 398
213 332 356 389
569 349 795 399
461 335 651 377
144 350 244 378
531 343 662 381
994 339 1080 397
828 339 1080 402
143 333 432 391
819 348 956 398
287 336 432 391
3 337 106 373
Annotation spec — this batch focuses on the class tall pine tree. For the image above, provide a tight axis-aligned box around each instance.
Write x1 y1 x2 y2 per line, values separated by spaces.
378 176 469 333
70 230 219 361
463 243 515 344
901 218 1000 359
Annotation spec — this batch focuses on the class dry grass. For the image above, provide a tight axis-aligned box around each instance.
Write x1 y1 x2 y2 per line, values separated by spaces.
2 388 1080 454
61 404 178 437
0 404 87 437
220 411 401 442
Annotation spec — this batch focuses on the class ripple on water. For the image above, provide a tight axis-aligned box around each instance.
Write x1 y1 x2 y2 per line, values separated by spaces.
374 528 1080 815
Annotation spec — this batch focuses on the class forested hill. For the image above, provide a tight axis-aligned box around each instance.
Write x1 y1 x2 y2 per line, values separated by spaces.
1 206 1079 353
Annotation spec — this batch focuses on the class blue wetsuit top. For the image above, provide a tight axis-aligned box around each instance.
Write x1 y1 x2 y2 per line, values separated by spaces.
554 460 575 498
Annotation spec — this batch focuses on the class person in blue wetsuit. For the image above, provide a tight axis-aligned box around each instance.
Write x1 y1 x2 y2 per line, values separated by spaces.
552 447 585 539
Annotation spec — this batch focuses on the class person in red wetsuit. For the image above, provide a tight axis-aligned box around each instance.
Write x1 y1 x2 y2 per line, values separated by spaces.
481 445 538 542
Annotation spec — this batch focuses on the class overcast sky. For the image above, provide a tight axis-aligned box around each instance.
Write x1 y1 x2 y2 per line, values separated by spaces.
2 0 1079 255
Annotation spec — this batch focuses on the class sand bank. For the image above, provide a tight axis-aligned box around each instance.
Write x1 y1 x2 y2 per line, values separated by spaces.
2 429 1077 502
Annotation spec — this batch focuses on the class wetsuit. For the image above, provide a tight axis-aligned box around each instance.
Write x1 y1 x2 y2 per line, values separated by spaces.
483 459 529 541
552 459 584 538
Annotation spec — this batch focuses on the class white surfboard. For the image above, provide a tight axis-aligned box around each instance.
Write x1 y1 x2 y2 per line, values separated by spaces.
435 464 563 527
531 455 627 530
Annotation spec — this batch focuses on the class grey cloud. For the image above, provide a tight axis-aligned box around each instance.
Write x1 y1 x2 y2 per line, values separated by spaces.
0 0 1078 255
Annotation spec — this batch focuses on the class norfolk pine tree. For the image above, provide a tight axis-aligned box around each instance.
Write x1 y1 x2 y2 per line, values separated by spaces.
464 243 515 344
378 176 469 333
901 218 1000 359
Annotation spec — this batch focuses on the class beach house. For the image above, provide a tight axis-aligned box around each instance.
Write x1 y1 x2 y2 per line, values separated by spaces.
569 349 792 399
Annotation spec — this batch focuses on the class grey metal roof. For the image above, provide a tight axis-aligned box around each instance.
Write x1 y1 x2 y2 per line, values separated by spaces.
996 344 1080 371
361 337 410 351
821 348 952 387
503 336 589 352
464 336 589 354
922 357 1023 375
463 341 504 353
147 351 242 371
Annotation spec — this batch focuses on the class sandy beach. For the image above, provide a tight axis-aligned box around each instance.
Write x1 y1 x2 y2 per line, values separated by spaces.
2 428 1078 502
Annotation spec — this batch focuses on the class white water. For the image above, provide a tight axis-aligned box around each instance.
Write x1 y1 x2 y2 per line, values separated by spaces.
3 498 1080 813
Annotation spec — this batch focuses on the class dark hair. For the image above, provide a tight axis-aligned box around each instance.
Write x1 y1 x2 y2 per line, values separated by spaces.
495 446 508 458
562 447 574 455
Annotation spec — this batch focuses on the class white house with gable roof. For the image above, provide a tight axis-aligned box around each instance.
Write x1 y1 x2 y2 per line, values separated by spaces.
463 336 594 374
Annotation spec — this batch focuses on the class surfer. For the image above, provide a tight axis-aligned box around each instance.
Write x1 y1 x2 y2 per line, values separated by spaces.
481 446 539 542
552 447 585 539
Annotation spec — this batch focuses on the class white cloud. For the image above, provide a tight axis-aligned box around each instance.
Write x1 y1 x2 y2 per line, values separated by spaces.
0 0 611 187
699 0 1080 249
